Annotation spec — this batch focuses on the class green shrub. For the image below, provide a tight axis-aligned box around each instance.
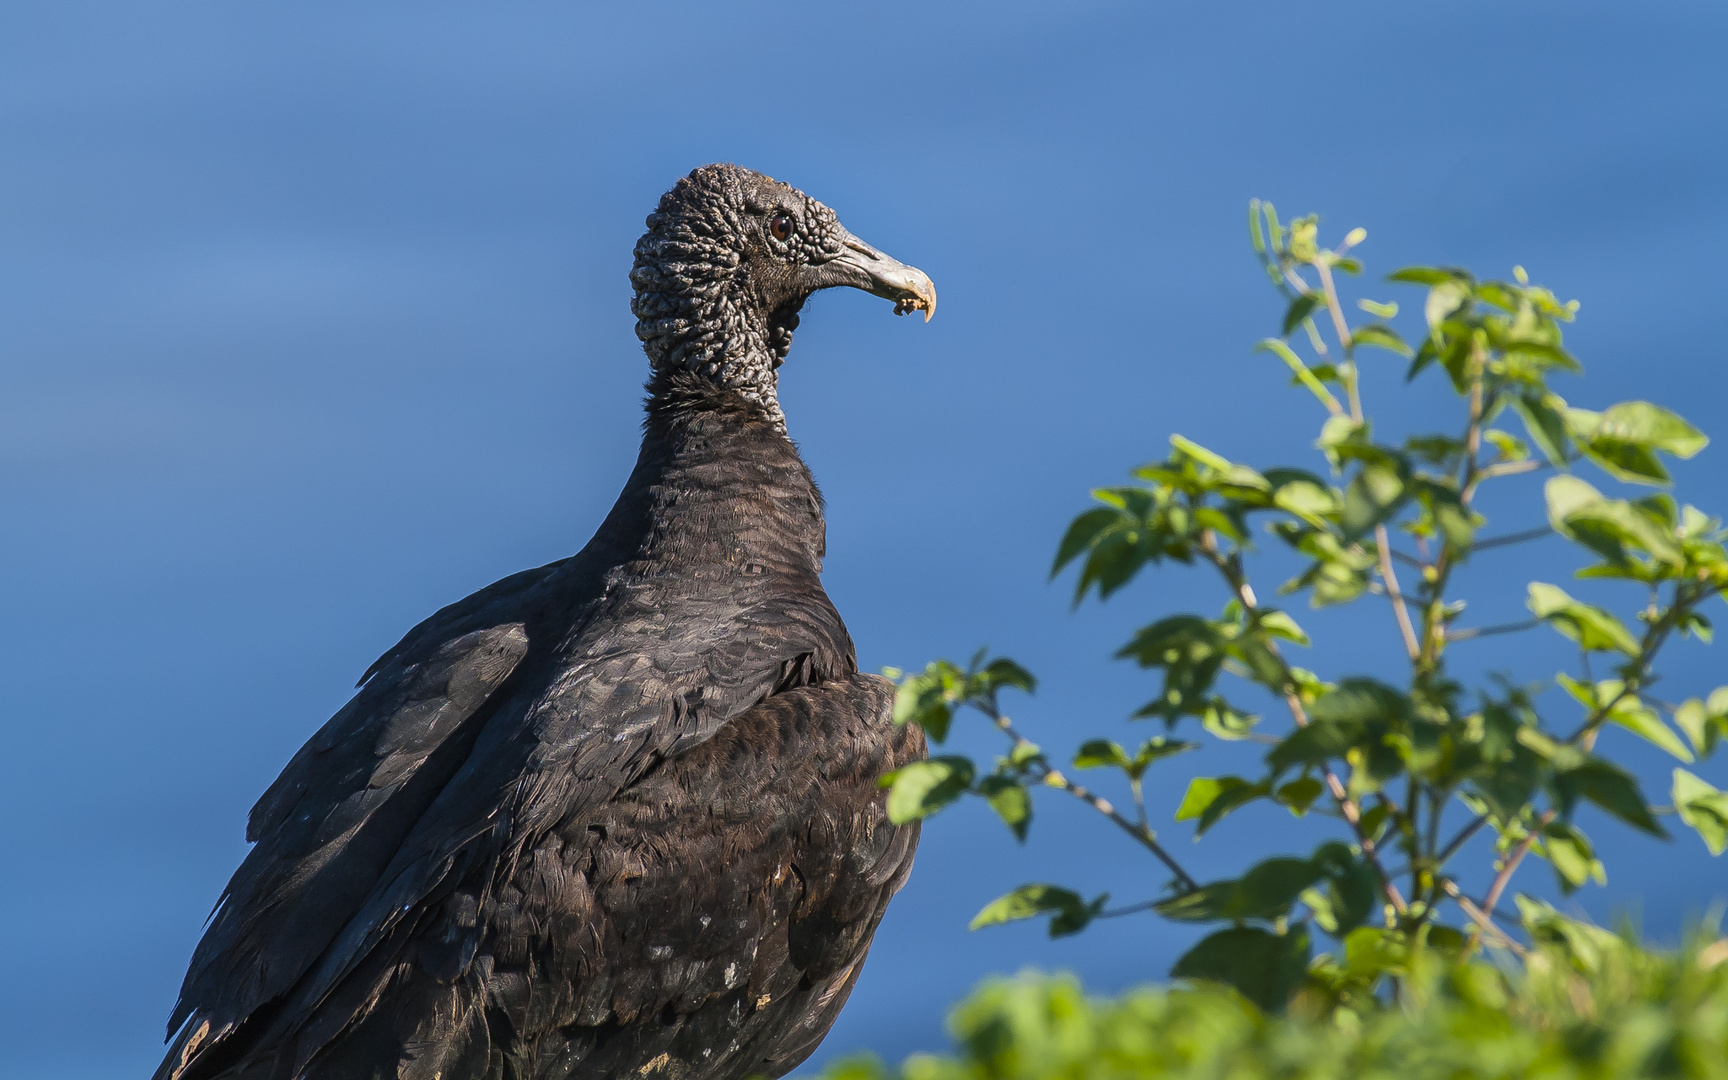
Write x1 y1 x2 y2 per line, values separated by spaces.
829 926 1728 1079
849 203 1728 1074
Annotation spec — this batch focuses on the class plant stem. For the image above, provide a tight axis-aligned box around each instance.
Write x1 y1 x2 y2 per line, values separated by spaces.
1474 460 1545 484
1447 618 1542 642
1443 880 1527 956
1435 814 1488 867
1472 526 1553 551
1481 809 1555 920
1376 523 1422 660
1197 529 1408 915
1312 259 1363 424
1564 584 1715 744
986 710 1200 892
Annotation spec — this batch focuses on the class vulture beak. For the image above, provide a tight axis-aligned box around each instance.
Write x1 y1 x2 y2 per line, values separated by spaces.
819 232 938 322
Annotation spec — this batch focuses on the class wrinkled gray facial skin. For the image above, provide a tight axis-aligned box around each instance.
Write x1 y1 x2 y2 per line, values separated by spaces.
629 163 932 429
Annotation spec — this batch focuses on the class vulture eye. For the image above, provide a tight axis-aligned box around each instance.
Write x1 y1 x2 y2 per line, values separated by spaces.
769 214 794 243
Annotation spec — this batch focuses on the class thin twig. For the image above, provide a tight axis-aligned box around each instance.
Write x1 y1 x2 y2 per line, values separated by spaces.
1095 899 1161 920
1389 549 1426 570
1444 880 1528 956
1197 529 1408 915
1482 810 1555 918
1435 814 1489 866
1474 459 1545 484
1447 618 1542 643
1472 526 1553 552
1375 523 1422 660
985 711 1200 893
1562 585 1717 744
1311 258 1363 424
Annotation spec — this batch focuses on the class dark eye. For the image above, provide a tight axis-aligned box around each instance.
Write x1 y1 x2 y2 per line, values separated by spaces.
769 213 794 243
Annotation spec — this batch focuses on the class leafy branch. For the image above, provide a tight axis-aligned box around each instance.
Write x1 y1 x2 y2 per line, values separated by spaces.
881 203 1728 1009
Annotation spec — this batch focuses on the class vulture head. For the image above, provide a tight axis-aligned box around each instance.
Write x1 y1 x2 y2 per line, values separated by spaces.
630 163 936 417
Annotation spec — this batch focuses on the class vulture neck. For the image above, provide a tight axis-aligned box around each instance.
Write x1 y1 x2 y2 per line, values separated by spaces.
610 367 825 576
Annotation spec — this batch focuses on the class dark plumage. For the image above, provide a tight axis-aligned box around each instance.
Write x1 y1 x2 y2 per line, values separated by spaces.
156 164 936 1080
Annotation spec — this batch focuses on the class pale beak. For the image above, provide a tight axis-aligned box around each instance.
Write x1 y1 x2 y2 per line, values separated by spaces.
815 232 937 322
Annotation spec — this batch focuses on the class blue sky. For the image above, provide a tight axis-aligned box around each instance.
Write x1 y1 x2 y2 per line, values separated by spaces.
3 2 1726 1077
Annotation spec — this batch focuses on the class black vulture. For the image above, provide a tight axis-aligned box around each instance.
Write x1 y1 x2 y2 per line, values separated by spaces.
155 164 935 1080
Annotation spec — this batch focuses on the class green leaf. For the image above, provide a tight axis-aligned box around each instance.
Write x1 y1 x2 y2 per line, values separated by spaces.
1553 758 1667 837
1518 897 1623 973
1357 298 1398 319
1268 471 1339 528
1262 202 1284 254
1171 925 1312 1012
1351 323 1413 358
1169 434 1234 472
1157 859 1325 925
1527 583 1642 656
1424 280 1470 332
977 658 1038 698
1071 739 1130 771
1540 820 1606 894
1612 701 1693 762
970 884 1104 938
1514 391 1572 466
1341 926 1409 981
1544 475 1685 568
1233 857 1326 920
1484 429 1529 462
1052 506 1125 577
1572 431 1671 484
1257 610 1310 646
1274 777 1324 816
1674 698 1714 756
886 756 975 824
1317 415 1365 453
1673 692 1728 757
1597 402 1708 458
1544 475 1601 535
1153 882 1237 923
1388 266 1470 286
1200 700 1260 740
1340 462 1407 542
1554 677 1691 762
976 776 1033 842
1008 740 1043 768
1267 677 1407 775
891 660 967 741
1405 434 1466 466
1414 477 1476 552
1673 768 1728 855
1310 842 1380 934
1314 679 1410 726
1257 338 1344 415
1117 615 1230 719
1564 403 1704 486
1357 802 1391 842
1085 735 1200 779
1133 736 1199 772
1282 293 1321 337
1175 775 1271 835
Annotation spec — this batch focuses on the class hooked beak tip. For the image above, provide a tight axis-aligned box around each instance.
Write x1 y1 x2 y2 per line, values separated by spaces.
836 234 936 324
893 286 937 323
